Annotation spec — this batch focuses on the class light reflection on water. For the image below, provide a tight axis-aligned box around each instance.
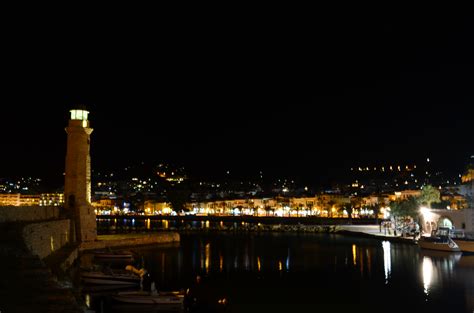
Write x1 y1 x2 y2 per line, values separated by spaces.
219 253 223 272
205 243 210 273
420 250 462 298
382 240 391 284
352 244 357 266
422 256 433 296
83 233 473 313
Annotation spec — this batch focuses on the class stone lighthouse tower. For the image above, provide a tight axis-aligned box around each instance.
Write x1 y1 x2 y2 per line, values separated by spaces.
64 107 96 242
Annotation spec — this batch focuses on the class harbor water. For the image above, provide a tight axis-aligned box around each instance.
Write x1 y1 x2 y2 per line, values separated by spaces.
83 231 474 312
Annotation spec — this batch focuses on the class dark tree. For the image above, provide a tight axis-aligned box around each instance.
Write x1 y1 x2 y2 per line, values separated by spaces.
167 185 191 212
344 203 353 224
389 196 419 233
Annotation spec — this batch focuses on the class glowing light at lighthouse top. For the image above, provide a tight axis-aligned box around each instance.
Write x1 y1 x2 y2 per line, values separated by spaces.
70 109 89 121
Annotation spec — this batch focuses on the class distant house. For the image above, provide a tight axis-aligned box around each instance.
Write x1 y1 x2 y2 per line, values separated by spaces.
0 193 40 206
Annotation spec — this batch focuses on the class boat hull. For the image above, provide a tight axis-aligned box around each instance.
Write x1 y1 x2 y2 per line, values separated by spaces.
112 292 184 305
418 239 461 252
81 272 140 285
82 278 139 285
453 239 474 253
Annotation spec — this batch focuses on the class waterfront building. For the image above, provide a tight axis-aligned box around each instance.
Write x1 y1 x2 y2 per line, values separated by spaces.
420 207 474 235
92 198 117 215
0 193 40 206
0 193 65 207
39 193 64 206
143 200 172 215
315 194 350 217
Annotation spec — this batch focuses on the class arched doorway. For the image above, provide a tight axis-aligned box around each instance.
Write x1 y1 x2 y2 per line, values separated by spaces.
438 217 453 229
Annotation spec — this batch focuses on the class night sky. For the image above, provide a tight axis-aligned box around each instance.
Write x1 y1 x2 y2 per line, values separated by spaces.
2 14 473 187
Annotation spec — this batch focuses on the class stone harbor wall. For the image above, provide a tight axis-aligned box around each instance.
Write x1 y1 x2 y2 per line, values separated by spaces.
0 206 72 260
463 209 474 232
80 232 180 251
0 206 60 223
22 219 71 259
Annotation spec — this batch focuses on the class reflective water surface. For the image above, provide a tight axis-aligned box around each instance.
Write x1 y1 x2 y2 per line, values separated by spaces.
85 233 474 313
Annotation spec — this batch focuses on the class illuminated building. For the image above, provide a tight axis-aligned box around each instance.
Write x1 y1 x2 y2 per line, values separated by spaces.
143 200 172 215
461 157 473 183
461 170 474 183
389 190 422 201
419 207 474 235
0 193 40 206
39 193 64 206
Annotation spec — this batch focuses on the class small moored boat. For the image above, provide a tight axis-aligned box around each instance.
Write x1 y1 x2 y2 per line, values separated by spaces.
418 227 461 252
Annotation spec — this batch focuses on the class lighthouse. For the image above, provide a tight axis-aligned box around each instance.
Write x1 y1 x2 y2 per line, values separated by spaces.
64 107 96 242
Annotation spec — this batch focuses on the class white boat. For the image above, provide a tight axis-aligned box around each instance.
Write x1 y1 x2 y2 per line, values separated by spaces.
418 227 461 252
112 291 185 305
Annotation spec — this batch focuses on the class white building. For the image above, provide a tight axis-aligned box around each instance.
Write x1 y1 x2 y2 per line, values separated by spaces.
420 208 474 235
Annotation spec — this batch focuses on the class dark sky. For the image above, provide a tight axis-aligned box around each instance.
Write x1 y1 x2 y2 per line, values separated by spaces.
2 14 473 187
